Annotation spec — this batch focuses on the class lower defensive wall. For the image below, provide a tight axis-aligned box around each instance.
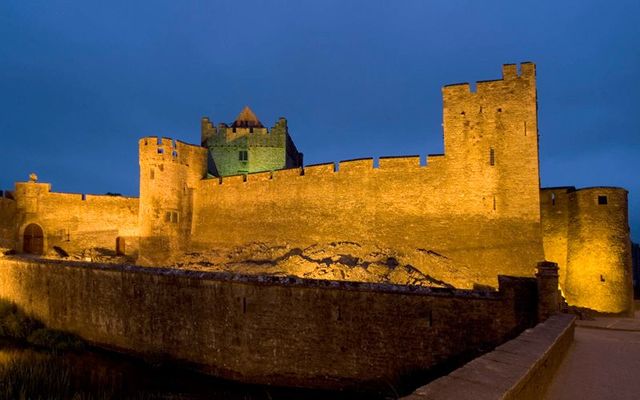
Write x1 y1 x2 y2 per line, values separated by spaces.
0 256 545 392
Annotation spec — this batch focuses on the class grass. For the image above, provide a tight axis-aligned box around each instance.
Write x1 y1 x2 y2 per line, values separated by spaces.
0 355 167 400
0 356 75 400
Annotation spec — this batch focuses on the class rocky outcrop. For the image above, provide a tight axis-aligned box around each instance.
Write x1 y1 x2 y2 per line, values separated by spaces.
172 242 486 289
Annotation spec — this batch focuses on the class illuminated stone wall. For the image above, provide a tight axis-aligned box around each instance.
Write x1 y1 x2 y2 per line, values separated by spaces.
0 195 17 249
541 187 633 314
187 63 544 287
0 257 538 390
2 182 139 256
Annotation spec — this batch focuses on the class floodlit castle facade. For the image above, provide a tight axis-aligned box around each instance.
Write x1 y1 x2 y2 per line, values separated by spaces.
0 63 633 314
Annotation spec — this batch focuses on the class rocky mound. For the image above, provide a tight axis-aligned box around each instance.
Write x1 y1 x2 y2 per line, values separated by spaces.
173 242 485 289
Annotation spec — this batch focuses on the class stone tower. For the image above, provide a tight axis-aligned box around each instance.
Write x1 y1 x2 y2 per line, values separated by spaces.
541 186 633 314
201 106 303 177
438 62 544 280
138 137 207 265
442 62 540 219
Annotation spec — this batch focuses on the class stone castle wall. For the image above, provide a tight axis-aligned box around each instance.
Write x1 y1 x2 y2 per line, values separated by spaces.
0 194 17 249
190 156 543 287
179 63 544 287
0 257 538 391
3 182 138 256
541 187 633 314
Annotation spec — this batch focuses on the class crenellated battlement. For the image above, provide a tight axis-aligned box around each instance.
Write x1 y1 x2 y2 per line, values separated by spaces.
198 154 446 187
139 136 207 167
201 114 288 148
442 62 536 97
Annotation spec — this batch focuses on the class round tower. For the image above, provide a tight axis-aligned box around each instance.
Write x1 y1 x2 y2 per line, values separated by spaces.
138 137 207 266
564 187 633 314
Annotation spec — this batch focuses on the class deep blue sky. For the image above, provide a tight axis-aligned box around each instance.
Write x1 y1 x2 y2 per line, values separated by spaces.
1 1 639 240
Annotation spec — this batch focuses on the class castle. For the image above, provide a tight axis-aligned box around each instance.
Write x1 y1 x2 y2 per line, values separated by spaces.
0 62 633 314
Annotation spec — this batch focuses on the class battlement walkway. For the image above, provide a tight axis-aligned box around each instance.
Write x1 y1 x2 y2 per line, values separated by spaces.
544 305 640 400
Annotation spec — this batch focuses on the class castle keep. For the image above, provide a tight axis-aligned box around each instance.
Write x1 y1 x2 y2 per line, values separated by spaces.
201 106 303 177
0 62 633 314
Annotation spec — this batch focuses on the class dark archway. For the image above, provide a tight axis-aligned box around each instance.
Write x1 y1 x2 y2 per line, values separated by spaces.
23 223 44 255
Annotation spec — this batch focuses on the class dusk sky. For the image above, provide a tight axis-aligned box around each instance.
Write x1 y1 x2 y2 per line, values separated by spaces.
1 1 638 240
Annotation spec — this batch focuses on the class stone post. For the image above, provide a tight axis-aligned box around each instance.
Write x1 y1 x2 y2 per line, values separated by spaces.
536 261 560 322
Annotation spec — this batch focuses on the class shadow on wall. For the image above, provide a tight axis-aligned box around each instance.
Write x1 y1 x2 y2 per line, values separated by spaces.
0 299 84 352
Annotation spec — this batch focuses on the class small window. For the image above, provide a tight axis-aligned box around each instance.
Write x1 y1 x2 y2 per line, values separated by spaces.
171 211 179 223
172 150 178 158
551 192 556 205
157 148 164 154
150 169 154 180
249 127 254 133
489 148 495 166
598 195 608 205
239 150 248 161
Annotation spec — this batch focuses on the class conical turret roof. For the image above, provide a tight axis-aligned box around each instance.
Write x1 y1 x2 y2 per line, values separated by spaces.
231 106 264 128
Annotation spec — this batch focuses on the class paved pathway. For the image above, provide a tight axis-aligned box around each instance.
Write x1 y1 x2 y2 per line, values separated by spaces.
545 309 640 400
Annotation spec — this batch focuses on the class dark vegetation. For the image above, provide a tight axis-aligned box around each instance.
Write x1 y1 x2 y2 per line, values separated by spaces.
0 299 83 352
0 300 167 399
0 299 375 399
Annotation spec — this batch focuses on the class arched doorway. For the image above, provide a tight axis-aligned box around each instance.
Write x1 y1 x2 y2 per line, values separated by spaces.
23 223 44 255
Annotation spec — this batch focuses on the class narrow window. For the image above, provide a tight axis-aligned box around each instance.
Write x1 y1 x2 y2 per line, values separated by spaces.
600 274 606 282
598 195 608 205
232 127 236 133
150 169 154 180
489 148 495 166
157 148 164 154
493 195 496 211
164 212 171 222
239 150 248 161
249 127 254 133
551 192 556 205
524 121 527 136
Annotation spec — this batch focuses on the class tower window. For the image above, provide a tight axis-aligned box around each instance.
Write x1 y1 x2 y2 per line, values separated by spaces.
489 148 495 166
598 195 608 205
239 150 248 161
